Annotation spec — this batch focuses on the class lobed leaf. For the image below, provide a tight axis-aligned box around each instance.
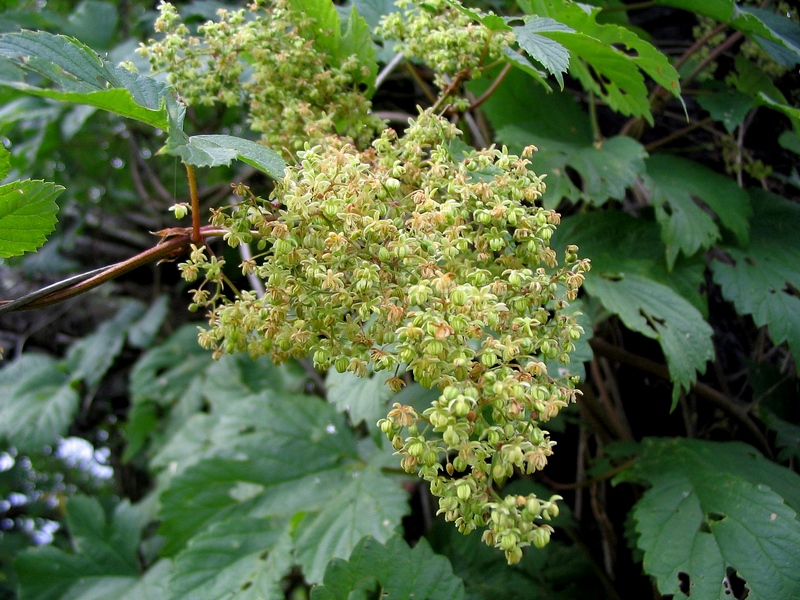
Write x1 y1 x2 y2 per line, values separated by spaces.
311 536 465 600
14 496 150 600
711 190 800 366
585 273 714 405
511 17 572 89
618 438 800 599
472 68 647 207
167 516 293 600
287 0 341 59
325 368 395 428
64 300 148 388
642 154 751 268
732 5 800 67
551 210 708 315
525 1 682 123
161 133 286 180
294 467 410 583
0 178 62 258
338 6 378 95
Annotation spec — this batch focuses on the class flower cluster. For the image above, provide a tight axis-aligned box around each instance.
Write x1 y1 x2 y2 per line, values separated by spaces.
139 0 383 151
378 0 512 92
183 108 590 563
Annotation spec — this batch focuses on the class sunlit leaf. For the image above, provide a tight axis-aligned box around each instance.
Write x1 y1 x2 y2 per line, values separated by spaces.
161 133 286 179
0 178 62 258
325 368 395 427
339 6 378 94
167 516 293 600
0 30 180 130
294 466 409 583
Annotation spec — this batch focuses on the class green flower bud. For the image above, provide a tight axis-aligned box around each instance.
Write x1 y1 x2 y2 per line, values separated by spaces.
532 526 551 549
500 533 518 551
334 356 349 373
456 482 471 501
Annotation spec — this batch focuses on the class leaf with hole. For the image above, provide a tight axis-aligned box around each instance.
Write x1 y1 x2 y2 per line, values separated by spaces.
617 438 800 600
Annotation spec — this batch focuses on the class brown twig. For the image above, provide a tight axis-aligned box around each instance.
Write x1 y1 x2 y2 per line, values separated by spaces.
0 226 226 314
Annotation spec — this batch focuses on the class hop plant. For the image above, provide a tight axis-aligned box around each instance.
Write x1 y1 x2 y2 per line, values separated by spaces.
379 0 513 93
139 0 383 151
184 108 590 564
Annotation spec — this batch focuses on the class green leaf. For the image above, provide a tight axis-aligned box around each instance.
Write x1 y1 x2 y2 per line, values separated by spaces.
161 133 286 179
654 0 733 22
167 516 293 600
471 68 647 207
0 178 62 258
0 354 80 452
642 154 751 268
0 30 180 130
696 83 755 133
551 210 708 316
294 466 409 583
156 394 359 556
62 0 119 50
511 17 572 89
732 6 800 67
65 496 144 575
339 6 378 95
731 55 800 129
127 295 170 349
129 325 214 406
585 273 714 404
325 368 395 427
711 190 800 366
287 0 341 59
311 536 465 600
524 3 682 123
65 300 147 388
14 546 139 600
15 496 148 600
618 438 800 599
0 143 9 180
155 387 409 588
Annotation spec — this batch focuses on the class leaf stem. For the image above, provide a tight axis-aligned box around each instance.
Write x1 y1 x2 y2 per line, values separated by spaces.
186 164 202 244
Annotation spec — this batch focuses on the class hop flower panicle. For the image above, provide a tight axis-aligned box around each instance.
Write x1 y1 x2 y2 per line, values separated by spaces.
184 107 590 563
378 0 513 89
157 0 591 565
139 0 383 151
